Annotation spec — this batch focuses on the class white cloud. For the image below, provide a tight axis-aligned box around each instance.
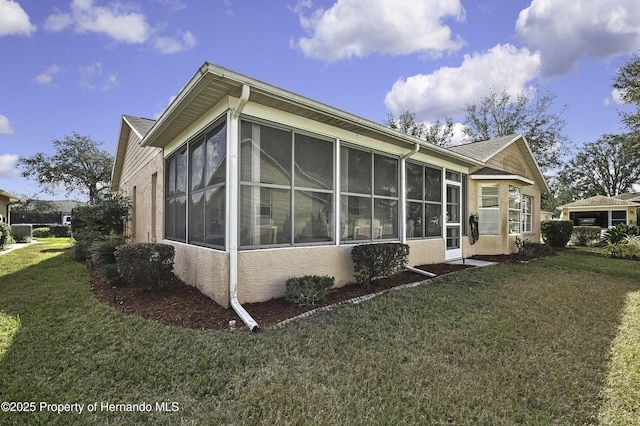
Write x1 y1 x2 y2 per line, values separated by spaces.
0 115 14 135
516 0 640 77
604 88 626 107
0 0 36 36
35 65 61 85
0 154 19 178
45 0 150 43
384 44 541 121
293 0 465 62
78 62 118 91
153 30 196 54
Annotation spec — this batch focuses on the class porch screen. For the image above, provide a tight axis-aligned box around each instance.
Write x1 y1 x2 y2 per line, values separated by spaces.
406 162 442 238
239 120 334 248
165 119 226 248
340 146 399 242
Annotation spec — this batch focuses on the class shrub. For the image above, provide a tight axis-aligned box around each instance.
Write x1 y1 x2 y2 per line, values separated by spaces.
32 227 52 238
515 237 554 257
90 234 126 265
50 225 71 238
602 223 640 245
351 243 409 285
604 235 640 260
0 222 11 249
541 220 573 248
71 194 130 235
284 275 334 306
10 224 32 243
115 243 175 289
73 229 103 261
572 226 602 246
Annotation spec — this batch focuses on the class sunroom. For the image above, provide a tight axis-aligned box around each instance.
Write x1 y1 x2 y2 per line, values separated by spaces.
112 63 546 329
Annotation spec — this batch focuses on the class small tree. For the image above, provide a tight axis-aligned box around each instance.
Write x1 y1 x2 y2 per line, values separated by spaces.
386 109 455 147
463 87 568 170
18 133 114 203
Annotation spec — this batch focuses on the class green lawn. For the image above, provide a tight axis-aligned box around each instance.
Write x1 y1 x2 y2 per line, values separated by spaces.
1 240 639 425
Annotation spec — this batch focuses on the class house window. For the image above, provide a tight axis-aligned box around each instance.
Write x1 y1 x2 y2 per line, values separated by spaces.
522 195 532 233
341 146 398 241
509 185 522 234
406 162 442 238
478 185 499 235
240 120 334 248
165 119 226 247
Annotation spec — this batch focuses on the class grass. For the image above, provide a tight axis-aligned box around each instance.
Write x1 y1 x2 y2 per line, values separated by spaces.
1 241 639 424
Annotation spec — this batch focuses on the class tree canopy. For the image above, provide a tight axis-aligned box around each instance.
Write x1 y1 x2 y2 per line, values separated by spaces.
463 88 568 170
18 133 114 204
385 109 455 147
613 52 640 132
555 133 640 200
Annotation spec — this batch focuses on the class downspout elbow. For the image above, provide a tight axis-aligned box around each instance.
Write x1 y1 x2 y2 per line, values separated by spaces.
233 84 250 119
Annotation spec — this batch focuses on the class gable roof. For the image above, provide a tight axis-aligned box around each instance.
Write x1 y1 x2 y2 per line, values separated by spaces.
450 135 549 193
111 115 158 190
558 195 640 209
140 62 483 168
612 192 640 202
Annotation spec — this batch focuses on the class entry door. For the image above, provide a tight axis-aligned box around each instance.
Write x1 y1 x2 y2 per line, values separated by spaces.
445 183 462 260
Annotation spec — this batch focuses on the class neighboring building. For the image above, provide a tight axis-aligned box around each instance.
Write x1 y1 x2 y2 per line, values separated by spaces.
111 62 549 328
9 199 84 226
558 194 640 227
0 190 20 224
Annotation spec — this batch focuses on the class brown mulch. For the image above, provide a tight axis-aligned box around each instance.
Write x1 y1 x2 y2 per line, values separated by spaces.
88 254 537 331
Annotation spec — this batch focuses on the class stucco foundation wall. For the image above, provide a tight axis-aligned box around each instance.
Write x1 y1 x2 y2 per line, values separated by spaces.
406 239 446 266
168 242 230 308
237 245 354 303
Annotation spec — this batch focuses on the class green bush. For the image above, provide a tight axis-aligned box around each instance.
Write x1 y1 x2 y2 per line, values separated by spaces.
90 235 126 265
73 229 103 261
71 194 131 235
32 227 52 238
541 220 573 248
602 223 640 244
10 224 32 243
50 225 70 237
351 243 409 285
115 243 175 289
572 226 602 246
515 237 554 257
284 275 334 306
604 235 640 260
0 222 11 249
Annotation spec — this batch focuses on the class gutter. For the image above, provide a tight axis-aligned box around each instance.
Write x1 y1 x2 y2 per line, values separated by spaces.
228 84 259 332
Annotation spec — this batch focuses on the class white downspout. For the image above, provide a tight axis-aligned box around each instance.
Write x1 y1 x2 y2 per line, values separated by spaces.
229 84 259 332
399 144 438 277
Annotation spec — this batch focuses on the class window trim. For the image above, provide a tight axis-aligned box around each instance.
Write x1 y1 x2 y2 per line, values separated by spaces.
478 184 500 235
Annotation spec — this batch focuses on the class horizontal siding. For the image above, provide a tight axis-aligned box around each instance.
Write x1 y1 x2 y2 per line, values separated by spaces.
484 144 531 179
120 131 162 186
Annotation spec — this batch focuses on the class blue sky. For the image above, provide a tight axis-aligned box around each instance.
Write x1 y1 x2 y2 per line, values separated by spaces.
0 0 638 200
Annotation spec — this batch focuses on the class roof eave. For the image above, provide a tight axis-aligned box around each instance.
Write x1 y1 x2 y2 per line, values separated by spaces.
140 62 483 168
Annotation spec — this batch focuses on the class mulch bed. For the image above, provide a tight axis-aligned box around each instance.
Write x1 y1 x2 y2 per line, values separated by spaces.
88 254 537 331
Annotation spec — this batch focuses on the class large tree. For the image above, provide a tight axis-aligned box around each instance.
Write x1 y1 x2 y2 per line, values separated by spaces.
463 88 568 170
18 133 113 203
386 109 455 147
555 133 640 200
613 52 640 132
